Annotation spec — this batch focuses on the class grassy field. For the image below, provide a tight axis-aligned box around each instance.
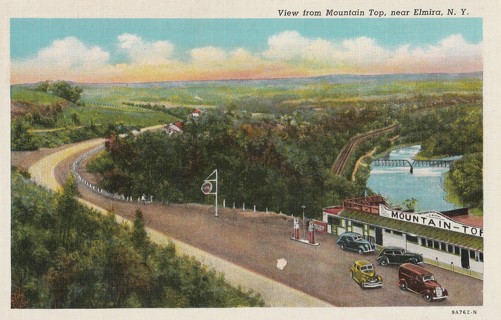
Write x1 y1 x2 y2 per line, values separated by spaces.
11 86 180 149
60 104 178 128
11 87 66 105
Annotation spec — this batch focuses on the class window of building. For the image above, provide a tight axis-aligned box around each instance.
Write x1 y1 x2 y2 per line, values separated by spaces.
328 216 340 226
479 252 484 262
385 229 391 233
407 235 418 244
433 241 439 249
421 238 427 246
470 250 475 259
447 244 454 253
353 222 364 229
428 239 433 247
393 231 403 236
454 246 460 255
440 242 447 251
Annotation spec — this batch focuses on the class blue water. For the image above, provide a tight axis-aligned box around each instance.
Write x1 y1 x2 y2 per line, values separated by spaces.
367 145 461 212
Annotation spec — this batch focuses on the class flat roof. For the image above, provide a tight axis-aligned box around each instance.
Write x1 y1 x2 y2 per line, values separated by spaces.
399 263 433 275
337 209 483 251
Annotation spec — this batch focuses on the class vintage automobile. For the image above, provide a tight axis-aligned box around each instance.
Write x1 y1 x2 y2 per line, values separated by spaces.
336 232 376 254
376 246 423 266
398 263 448 302
350 260 383 289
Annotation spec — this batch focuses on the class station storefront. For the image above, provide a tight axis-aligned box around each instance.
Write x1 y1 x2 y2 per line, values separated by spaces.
323 196 483 279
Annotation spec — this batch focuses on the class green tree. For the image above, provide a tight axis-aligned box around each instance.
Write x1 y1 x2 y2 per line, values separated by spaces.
403 198 417 211
447 153 483 209
35 80 50 92
47 81 83 103
103 243 152 307
70 112 81 125
11 119 37 151
131 209 151 262
55 176 81 249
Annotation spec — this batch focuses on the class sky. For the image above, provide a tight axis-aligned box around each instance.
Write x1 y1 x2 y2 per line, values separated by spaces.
10 18 483 84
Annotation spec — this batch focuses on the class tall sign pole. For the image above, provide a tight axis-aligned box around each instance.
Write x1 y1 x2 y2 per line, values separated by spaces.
201 169 218 217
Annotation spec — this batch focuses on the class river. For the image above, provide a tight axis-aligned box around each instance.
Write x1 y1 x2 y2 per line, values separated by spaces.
366 145 461 212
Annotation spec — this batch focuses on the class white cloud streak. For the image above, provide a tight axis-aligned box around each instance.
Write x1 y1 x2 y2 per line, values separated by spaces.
117 33 175 64
11 31 482 83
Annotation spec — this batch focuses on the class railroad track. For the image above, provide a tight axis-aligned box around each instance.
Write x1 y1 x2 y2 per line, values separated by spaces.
331 123 398 176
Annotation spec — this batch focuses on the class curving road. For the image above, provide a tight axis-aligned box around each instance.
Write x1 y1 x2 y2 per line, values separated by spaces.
27 133 332 307
23 125 482 308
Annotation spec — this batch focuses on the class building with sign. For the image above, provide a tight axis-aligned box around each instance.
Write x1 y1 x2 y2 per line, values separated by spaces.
322 196 483 279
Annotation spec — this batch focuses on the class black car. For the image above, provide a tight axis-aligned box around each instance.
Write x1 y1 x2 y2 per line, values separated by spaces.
336 232 376 254
376 246 423 266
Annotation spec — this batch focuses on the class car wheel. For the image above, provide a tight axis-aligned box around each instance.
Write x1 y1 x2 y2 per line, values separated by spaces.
340 244 345 250
409 259 417 264
360 280 366 290
380 258 389 266
399 280 407 291
423 292 433 302
358 248 364 255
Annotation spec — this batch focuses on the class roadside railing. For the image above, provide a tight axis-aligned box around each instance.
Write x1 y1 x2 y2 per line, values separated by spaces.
72 147 286 215
423 257 483 280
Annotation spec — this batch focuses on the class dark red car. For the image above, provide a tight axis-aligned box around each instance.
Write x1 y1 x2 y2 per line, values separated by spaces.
398 263 448 302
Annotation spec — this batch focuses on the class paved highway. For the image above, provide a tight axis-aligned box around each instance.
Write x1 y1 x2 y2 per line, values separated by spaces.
27 135 332 307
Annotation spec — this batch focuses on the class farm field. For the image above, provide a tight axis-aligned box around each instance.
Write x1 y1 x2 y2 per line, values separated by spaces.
76 73 482 112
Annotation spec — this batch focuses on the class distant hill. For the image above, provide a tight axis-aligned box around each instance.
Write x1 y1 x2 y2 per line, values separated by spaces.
74 72 482 89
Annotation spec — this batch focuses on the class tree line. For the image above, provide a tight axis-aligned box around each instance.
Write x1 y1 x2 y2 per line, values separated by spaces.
36 80 83 104
89 107 393 218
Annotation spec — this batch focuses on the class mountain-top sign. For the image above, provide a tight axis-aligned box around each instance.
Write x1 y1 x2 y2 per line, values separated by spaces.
379 205 483 238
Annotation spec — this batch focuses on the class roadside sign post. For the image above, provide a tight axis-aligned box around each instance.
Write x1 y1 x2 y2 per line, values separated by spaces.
201 169 218 217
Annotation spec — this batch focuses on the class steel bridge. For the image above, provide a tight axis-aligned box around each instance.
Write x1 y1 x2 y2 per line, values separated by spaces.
371 159 455 174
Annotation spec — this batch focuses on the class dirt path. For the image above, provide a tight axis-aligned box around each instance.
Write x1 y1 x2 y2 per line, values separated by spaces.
29 126 84 133
351 147 377 181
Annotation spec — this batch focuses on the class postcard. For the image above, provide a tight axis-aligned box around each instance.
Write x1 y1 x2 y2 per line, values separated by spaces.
2 0 500 319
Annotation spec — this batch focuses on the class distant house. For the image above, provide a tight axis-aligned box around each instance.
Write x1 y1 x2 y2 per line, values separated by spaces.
192 108 203 118
164 121 184 135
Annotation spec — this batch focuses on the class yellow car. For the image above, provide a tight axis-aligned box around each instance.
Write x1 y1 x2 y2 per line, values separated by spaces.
350 260 383 289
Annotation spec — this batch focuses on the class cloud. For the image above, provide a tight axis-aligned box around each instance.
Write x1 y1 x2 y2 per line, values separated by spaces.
11 37 111 83
263 30 311 60
262 31 481 74
117 33 175 64
385 34 482 73
21 36 109 70
190 46 228 64
11 32 482 84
